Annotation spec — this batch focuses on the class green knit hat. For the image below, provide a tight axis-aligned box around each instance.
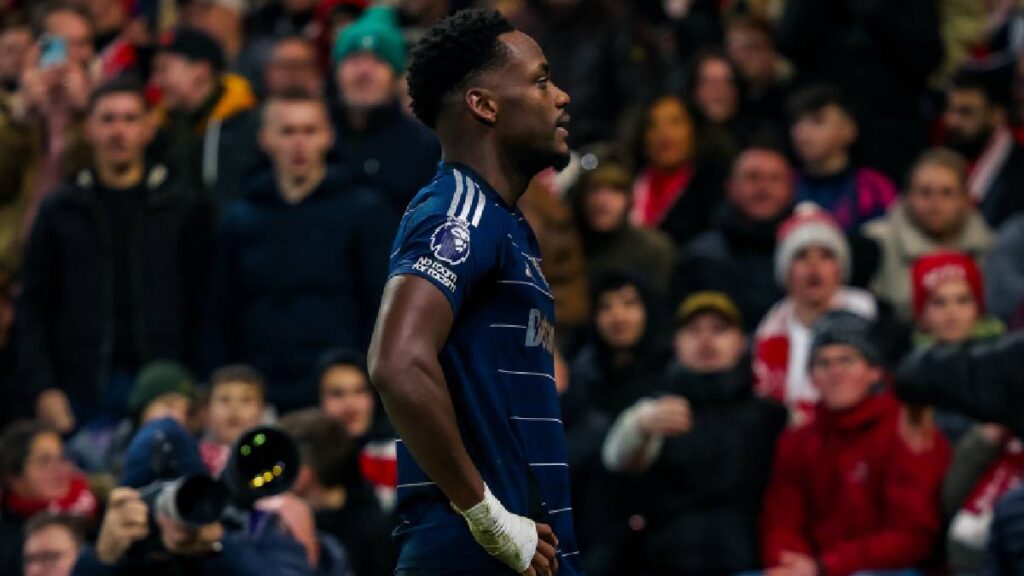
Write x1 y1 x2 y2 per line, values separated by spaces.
128 360 196 417
332 6 406 73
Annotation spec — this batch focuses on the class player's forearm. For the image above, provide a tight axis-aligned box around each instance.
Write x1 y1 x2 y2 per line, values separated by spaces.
373 354 485 510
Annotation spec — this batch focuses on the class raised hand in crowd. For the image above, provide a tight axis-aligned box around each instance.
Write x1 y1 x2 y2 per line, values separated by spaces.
94 488 149 566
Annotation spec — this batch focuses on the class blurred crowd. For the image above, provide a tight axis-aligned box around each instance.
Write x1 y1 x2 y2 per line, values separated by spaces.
1 0 1024 575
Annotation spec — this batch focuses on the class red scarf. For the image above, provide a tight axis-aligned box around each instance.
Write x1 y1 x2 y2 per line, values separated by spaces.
963 438 1024 515
633 165 695 226
4 473 98 521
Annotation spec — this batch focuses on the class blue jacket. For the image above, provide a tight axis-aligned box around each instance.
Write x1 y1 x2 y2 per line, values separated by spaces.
987 487 1024 575
203 169 394 411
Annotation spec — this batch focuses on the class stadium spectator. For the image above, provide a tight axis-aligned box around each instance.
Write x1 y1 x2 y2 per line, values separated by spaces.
151 26 260 208
17 5 97 236
753 203 878 419
329 6 440 215
599 292 786 574
22 513 85 576
519 169 591 331
279 408 394 576
199 365 266 476
686 49 749 164
263 36 323 97
943 67 1024 228
247 0 321 46
776 0 943 180
0 18 31 89
18 78 210 426
631 94 726 247
760 311 950 576
316 349 397 512
725 16 791 136
177 0 250 77
910 252 1005 444
508 0 659 148
986 213 1024 322
863 148 993 323
569 273 671 418
674 145 794 333
573 152 675 297
788 84 897 232
0 421 97 576
203 91 392 411
66 360 196 476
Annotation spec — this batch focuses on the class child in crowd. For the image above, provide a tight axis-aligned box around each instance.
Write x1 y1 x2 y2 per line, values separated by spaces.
912 252 1004 349
316 349 396 513
788 84 897 232
909 252 1021 575
200 364 266 476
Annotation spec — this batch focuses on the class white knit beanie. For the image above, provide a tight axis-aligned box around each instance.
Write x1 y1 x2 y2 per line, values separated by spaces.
774 202 851 286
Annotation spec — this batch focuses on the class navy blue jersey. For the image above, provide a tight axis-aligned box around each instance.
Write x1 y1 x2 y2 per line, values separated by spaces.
387 163 582 574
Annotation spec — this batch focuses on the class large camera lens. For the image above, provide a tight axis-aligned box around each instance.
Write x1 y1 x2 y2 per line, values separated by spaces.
223 426 299 505
156 474 229 526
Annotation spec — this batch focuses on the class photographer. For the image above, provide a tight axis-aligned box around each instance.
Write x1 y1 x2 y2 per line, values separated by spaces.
72 418 313 576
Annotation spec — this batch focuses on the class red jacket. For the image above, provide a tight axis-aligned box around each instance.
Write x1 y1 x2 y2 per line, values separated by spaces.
761 392 950 576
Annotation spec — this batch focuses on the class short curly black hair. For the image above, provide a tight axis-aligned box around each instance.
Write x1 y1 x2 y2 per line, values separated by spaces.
406 8 515 129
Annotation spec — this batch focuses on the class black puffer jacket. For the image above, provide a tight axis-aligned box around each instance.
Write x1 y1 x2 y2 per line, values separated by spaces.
598 360 788 575
896 331 1024 439
17 165 211 413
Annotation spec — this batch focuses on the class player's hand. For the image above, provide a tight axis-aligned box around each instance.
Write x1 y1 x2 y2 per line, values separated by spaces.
635 396 692 437
95 488 150 565
522 522 559 575
456 485 541 573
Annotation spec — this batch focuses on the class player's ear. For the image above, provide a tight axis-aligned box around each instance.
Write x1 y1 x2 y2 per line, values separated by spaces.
466 87 498 126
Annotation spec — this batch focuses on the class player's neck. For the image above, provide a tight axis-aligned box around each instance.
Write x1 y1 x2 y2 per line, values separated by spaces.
442 144 529 207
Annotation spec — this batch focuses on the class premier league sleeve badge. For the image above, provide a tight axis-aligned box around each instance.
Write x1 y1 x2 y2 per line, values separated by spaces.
431 218 472 265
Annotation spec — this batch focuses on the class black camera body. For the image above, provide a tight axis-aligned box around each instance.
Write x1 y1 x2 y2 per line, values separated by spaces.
138 425 300 527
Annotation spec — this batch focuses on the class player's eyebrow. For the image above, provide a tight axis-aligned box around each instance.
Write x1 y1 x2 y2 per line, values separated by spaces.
537 62 550 77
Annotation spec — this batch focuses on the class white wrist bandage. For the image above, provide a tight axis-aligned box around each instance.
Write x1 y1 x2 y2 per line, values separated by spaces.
455 485 537 573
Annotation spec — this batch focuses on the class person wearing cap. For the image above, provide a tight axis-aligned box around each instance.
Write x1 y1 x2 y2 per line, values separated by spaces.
761 311 950 576
598 291 787 574
65 359 197 475
911 251 1003 350
863 147 993 323
753 202 879 419
573 151 676 297
151 25 260 209
330 5 440 216
674 145 795 332
72 416 316 576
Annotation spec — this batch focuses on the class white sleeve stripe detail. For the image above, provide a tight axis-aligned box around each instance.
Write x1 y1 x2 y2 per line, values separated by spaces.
457 175 476 221
448 169 464 217
497 280 553 299
471 184 486 226
497 369 556 382
396 481 436 489
528 463 569 467
510 416 563 423
548 507 572 514
490 324 527 329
